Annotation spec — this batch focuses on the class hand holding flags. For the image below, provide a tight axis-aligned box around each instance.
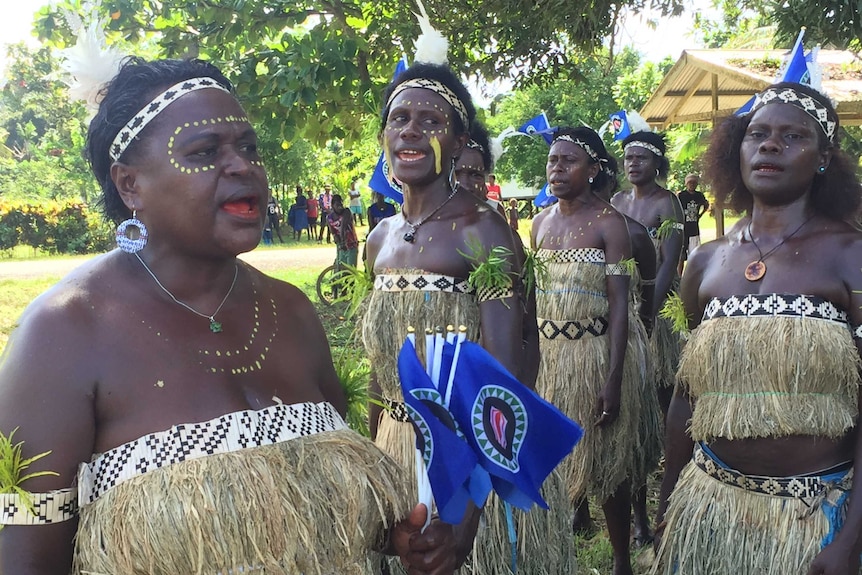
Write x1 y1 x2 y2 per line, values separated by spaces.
397 325 583 524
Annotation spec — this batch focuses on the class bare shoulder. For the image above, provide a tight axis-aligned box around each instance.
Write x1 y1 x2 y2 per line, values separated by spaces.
610 189 632 208
365 212 396 267
830 221 862 281
4 254 120 375
254 267 320 326
464 199 517 250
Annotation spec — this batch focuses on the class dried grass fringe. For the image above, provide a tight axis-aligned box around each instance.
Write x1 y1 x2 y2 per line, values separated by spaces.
630 310 663 487
361 275 481 400
74 430 411 575
680 317 861 441
653 460 853 575
536 260 640 503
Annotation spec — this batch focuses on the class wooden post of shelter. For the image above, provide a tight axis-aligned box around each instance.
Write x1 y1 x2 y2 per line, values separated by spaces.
711 73 725 237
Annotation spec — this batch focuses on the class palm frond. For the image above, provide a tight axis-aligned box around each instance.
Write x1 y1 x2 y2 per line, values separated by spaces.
331 263 373 318
458 234 515 294
656 215 680 240
658 292 691 335
0 428 58 522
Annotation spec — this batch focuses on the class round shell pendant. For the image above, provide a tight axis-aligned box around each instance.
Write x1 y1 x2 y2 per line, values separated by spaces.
744 260 766 282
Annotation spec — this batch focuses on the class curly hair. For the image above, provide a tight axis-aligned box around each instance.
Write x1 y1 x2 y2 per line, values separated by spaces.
703 82 861 220
87 57 233 223
467 121 493 173
552 126 617 193
621 130 670 179
379 62 476 136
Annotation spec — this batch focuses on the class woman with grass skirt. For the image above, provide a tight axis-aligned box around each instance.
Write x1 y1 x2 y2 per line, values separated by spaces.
529 126 641 575
611 129 684 546
362 60 527 573
0 57 465 575
653 81 862 575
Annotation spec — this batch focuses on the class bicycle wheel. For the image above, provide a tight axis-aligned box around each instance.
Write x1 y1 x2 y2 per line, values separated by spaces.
316 264 339 305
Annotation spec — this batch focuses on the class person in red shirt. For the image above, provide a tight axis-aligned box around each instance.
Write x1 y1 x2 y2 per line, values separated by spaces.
306 192 319 241
486 173 502 202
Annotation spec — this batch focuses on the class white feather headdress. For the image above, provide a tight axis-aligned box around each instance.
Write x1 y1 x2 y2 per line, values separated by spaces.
624 110 652 134
58 1 124 114
412 0 448 65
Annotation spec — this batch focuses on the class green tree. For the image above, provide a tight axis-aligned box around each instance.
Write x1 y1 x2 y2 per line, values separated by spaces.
486 48 644 189
36 0 688 145
0 43 96 204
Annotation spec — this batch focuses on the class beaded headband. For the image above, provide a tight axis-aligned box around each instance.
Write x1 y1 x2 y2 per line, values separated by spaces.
466 139 485 153
109 77 231 161
386 78 470 130
749 87 836 142
552 134 608 165
623 140 663 157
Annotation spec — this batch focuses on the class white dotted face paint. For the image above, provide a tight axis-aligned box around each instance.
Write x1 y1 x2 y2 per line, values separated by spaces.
167 115 261 174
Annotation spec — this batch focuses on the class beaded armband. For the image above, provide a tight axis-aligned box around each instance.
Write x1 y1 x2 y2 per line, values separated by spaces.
854 324 862 340
0 488 78 525
672 222 684 230
476 282 515 303
605 263 631 276
640 278 657 286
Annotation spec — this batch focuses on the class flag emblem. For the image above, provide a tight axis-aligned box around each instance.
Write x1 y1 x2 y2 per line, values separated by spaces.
471 385 527 472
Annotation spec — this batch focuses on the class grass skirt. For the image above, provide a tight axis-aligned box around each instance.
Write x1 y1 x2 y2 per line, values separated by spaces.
679 316 861 441
653 449 856 575
630 310 663 488
534 258 640 503
74 430 411 575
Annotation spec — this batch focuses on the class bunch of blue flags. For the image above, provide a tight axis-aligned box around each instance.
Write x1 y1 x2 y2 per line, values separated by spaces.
397 329 583 525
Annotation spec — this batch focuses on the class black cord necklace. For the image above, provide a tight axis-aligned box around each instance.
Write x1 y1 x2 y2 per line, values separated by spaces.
402 186 459 243
744 215 814 282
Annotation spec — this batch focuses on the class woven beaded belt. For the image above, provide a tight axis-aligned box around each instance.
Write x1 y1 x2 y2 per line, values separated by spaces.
537 317 608 340
693 443 852 500
0 489 78 525
383 398 411 422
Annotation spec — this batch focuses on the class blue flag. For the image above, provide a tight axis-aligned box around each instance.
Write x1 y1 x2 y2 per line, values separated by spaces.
532 182 557 209
369 154 403 204
737 29 811 115
369 56 410 204
517 112 554 145
397 338 490 524
608 110 631 141
441 340 583 511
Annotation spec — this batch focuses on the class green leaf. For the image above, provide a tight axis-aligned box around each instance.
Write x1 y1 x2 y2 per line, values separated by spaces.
658 292 690 335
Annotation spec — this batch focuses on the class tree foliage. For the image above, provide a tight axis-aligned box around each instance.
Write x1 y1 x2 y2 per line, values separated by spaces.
0 43 96 204
486 48 672 190
36 0 689 145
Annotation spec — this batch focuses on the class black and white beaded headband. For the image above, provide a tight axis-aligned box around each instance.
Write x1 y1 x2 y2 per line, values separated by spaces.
623 140 663 157
552 134 608 166
466 139 485 153
109 77 231 161
386 78 470 130
749 87 836 143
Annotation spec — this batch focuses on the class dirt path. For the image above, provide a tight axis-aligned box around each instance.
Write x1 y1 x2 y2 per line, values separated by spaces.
0 244 336 280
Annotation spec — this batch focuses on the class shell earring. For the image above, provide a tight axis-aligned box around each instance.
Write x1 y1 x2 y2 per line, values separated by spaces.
588 176 594 184
116 209 148 253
